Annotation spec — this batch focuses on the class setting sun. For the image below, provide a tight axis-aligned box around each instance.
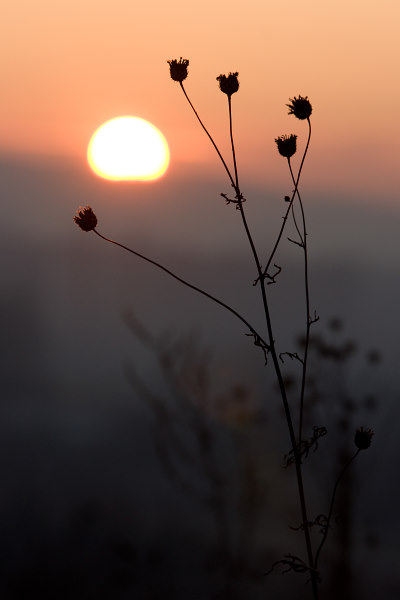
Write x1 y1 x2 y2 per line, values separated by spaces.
87 116 170 181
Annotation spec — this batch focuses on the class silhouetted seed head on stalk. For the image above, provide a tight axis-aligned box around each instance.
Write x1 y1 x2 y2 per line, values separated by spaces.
74 206 97 232
275 134 297 158
354 427 374 450
167 58 189 82
287 95 312 120
216 72 239 97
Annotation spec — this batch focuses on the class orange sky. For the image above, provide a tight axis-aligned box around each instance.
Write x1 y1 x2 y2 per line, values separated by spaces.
1 0 399 196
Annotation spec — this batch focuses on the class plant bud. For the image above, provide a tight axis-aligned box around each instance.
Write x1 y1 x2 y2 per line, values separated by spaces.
74 206 98 232
216 72 239 97
167 58 189 82
287 95 312 120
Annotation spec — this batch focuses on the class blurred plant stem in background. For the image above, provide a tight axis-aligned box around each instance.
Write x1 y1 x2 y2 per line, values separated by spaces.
122 311 379 598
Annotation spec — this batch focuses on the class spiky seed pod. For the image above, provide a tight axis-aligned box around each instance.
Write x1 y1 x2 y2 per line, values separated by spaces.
167 58 189 82
275 134 297 158
216 72 239 97
287 95 312 120
354 427 374 450
74 206 98 232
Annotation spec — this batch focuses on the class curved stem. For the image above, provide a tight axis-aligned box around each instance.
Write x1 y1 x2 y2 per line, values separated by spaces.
263 118 312 279
179 82 235 188
290 194 304 246
228 96 240 191
179 83 317 596
93 229 268 350
227 95 263 290
287 159 311 443
227 98 318 598
314 450 360 571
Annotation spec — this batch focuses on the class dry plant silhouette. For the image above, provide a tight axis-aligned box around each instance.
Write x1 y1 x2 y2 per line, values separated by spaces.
74 59 374 599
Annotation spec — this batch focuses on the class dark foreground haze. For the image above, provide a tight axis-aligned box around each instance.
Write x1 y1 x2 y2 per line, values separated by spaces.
0 154 399 598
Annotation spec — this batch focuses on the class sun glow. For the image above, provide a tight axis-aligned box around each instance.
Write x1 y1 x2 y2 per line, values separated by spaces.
87 116 170 181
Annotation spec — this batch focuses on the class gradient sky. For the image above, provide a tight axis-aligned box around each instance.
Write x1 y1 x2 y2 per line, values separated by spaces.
1 5 399 590
1 0 399 198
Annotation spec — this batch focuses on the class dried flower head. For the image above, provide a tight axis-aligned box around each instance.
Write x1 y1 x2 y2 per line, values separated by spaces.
354 427 374 450
216 72 239 97
74 206 97 232
167 58 189 82
287 95 312 120
275 134 297 158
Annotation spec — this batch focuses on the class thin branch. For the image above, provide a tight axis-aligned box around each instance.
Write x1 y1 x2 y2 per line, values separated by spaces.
179 82 235 187
279 351 304 365
288 236 304 248
287 123 312 443
291 200 304 246
227 97 318 599
178 82 317 598
284 426 327 468
314 449 360 570
93 229 269 352
262 120 312 279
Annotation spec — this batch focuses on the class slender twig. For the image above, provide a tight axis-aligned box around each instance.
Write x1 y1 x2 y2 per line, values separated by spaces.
227 95 264 288
93 230 269 351
287 128 312 443
227 96 240 191
290 197 304 246
178 82 318 598
226 97 318 599
180 82 235 188
262 118 312 280
314 449 360 571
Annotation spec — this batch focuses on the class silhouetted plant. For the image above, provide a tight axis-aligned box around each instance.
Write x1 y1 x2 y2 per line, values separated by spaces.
291 319 379 597
74 60 374 599
121 312 378 599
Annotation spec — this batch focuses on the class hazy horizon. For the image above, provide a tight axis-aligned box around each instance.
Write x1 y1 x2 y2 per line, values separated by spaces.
2 0 400 596
1 151 398 598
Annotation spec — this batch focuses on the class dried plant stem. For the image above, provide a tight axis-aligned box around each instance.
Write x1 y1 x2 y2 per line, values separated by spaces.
314 449 360 570
290 200 304 245
179 82 236 188
227 96 265 295
288 154 312 443
227 96 239 190
263 118 312 279
226 97 319 599
176 83 318 597
93 230 268 349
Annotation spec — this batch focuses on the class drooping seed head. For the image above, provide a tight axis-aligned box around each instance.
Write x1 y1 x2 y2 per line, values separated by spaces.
167 58 189 82
74 206 98 232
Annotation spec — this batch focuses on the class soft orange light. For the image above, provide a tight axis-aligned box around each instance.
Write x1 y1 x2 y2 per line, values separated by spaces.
87 116 170 181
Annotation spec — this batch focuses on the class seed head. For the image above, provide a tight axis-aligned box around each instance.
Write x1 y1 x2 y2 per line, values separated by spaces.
354 427 374 450
216 72 239 97
74 206 97 232
275 134 297 158
287 95 312 120
167 58 189 82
